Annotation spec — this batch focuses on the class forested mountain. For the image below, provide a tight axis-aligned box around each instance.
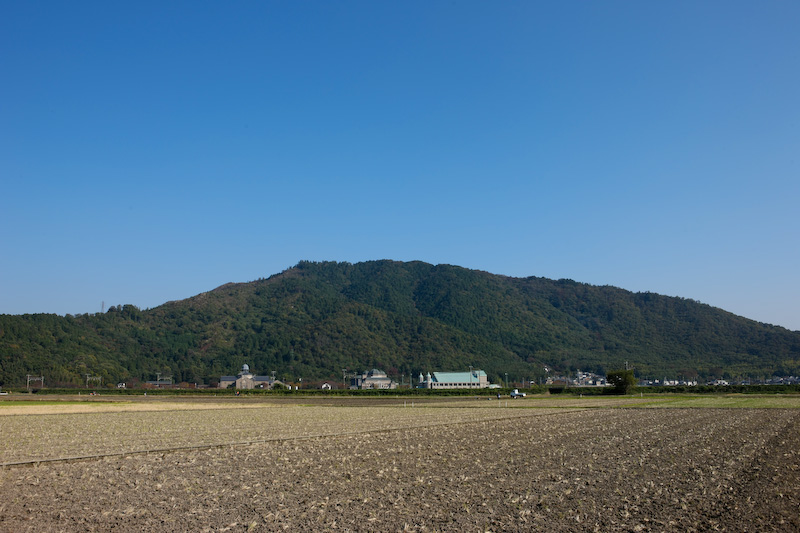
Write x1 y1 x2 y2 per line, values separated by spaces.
1 260 799 387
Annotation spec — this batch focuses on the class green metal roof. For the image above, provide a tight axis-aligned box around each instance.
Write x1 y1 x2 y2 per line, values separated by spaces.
432 371 486 383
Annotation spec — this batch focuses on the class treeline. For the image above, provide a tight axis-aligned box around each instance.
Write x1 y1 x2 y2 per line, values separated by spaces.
1 260 799 387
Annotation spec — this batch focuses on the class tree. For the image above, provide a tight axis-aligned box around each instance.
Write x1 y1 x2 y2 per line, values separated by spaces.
606 369 636 394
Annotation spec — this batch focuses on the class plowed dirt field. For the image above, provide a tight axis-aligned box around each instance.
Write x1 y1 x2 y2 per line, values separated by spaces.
1 399 798 532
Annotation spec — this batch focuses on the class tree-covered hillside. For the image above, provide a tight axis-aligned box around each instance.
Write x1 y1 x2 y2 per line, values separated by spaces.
1 260 798 387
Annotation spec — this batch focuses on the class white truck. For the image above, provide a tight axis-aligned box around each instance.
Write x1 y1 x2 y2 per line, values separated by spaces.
510 389 526 398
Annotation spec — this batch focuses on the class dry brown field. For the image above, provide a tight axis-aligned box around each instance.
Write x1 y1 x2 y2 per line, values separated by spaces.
1 395 798 532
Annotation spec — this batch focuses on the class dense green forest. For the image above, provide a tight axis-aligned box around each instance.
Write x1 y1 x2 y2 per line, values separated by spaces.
1 260 799 387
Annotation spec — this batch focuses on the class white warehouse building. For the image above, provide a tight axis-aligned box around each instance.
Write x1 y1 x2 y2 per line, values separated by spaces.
418 369 489 389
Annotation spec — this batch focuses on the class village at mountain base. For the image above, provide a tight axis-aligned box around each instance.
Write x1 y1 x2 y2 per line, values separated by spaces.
218 364 501 390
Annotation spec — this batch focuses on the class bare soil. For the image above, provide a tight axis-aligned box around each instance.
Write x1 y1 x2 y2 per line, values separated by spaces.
1 407 798 532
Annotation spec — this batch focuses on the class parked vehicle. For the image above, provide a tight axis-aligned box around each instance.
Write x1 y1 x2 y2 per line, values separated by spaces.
510 389 526 398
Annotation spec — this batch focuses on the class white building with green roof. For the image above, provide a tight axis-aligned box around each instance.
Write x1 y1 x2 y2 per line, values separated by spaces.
418 369 489 389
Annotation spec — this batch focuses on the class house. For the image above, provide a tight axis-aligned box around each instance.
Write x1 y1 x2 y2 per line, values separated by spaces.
574 371 607 387
417 369 489 389
219 364 277 389
350 369 397 390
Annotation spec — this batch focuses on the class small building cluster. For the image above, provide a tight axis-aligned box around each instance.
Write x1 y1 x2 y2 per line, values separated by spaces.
219 364 283 389
574 371 607 387
639 378 699 386
350 369 397 390
544 371 606 387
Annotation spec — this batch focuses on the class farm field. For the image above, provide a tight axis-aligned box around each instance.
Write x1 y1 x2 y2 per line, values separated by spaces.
1 397 799 532
0 399 573 465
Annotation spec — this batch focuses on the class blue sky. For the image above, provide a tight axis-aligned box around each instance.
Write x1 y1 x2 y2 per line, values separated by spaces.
2 1 799 330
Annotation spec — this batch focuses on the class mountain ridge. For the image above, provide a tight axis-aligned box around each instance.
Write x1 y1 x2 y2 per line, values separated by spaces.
1 260 798 387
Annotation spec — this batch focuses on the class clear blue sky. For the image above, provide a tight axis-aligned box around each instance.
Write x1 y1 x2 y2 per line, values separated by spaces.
2 1 798 330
